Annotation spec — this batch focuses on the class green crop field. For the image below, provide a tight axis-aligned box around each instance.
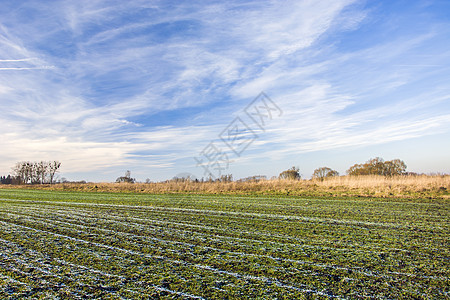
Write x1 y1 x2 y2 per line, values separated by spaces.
0 189 448 299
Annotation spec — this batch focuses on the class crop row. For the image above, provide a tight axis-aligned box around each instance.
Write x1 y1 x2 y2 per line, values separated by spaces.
0 191 448 299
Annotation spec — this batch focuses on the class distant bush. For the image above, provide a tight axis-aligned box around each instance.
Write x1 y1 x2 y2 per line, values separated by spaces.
239 175 267 182
347 157 406 176
312 167 339 181
116 170 136 183
279 167 300 180
0 175 17 184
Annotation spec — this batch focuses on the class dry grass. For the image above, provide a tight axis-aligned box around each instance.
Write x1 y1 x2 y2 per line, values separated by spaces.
1 175 449 199
310 175 450 198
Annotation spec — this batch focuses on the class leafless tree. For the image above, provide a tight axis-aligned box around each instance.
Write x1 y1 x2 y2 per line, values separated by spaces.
312 167 339 181
48 161 61 184
12 160 61 184
36 161 49 184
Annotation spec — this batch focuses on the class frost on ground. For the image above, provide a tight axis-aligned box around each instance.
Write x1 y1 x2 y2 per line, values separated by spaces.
0 191 448 299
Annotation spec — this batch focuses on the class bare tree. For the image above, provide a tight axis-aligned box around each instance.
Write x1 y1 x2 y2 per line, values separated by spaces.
312 167 339 181
25 162 34 184
36 161 49 184
30 162 39 184
13 161 33 184
12 162 26 184
219 174 233 182
48 161 61 184
12 161 61 185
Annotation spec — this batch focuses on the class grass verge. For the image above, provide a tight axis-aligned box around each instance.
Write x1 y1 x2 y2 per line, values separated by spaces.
1 175 449 199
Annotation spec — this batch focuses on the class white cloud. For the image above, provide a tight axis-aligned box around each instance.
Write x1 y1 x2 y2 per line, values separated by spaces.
1 0 449 179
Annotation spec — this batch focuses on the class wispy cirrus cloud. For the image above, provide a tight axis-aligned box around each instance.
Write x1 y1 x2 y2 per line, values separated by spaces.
0 0 449 180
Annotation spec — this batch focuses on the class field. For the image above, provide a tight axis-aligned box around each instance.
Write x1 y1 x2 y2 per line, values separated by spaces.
0 189 448 299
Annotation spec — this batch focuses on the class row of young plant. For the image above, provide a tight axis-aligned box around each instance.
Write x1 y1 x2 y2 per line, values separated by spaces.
5 203 446 286
4 201 446 262
9 196 446 260
2 198 446 262
0 197 448 299
0 217 329 299
0 189 445 228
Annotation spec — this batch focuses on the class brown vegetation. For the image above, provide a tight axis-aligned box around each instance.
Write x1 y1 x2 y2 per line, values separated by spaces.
1 175 449 200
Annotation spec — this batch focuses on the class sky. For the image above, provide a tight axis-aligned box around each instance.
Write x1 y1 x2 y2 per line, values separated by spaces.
0 0 449 182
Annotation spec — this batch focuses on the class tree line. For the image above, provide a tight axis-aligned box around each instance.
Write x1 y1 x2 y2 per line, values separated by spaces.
151 157 407 183
0 175 15 184
122 157 408 184
1 161 62 185
1 157 407 185
278 157 407 181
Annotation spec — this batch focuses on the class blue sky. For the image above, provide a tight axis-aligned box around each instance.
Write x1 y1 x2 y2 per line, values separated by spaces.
0 0 449 182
